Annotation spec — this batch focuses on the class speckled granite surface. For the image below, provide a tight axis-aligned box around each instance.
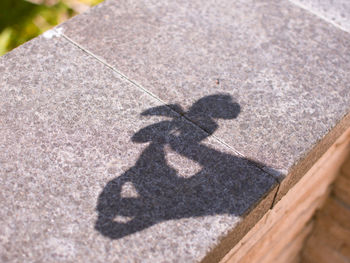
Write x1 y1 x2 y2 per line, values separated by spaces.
1 0 350 262
290 0 350 32
0 36 277 262
59 0 350 177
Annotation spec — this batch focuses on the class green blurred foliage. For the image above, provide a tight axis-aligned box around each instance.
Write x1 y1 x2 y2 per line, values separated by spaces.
0 0 103 56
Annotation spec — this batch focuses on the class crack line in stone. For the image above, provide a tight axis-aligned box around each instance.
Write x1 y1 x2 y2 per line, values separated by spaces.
60 33 279 181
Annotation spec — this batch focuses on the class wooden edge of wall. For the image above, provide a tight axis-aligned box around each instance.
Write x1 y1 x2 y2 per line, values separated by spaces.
275 112 350 202
200 182 279 263
219 126 350 263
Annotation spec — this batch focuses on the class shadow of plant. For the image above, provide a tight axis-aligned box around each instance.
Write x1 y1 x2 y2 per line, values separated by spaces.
95 94 274 239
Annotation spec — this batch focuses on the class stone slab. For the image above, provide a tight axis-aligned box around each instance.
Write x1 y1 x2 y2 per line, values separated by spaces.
289 0 350 32
59 0 350 178
0 35 276 262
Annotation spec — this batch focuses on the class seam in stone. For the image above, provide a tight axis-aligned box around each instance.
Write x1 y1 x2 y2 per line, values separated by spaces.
61 34 169 106
60 33 278 180
270 182 280 209
288 0 350 34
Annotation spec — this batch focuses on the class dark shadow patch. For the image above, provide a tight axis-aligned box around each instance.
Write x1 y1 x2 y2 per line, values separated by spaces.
95 94 276 239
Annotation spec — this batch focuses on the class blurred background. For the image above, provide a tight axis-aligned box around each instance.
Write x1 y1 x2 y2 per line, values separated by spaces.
0 0 104 56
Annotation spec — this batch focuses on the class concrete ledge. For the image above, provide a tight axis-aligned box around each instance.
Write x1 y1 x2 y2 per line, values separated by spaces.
1 0 350 262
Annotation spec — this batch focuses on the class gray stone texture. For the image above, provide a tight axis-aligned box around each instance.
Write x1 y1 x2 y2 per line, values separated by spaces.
0 35 277 262
290 0 350 32
2 0 350 261
59 0 350 177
